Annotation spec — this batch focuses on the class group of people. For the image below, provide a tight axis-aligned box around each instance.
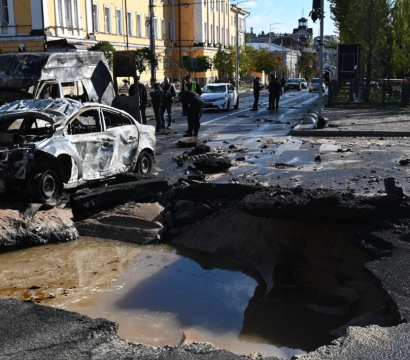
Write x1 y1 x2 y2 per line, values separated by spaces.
129 75 204 137
251 75 285 111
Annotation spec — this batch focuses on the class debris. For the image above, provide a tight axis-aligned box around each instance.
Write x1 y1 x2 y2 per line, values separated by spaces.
315 156 322 162
236 157 246 162
384 177 405 197
399 159 410 166
193 157 232 173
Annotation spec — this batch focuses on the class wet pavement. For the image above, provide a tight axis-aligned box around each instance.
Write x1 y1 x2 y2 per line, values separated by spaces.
151 89 410 195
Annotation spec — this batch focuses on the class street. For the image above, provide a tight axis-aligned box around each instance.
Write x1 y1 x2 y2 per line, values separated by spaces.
152 88 410 196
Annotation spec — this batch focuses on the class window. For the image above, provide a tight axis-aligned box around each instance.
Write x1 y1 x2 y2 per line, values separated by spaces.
226 1 228 14
145 15 149 38
67 110 101 135
73 0 79 28
127 11 132 35
204 0 206 6
216 25 218 43
216 0 218 10
102 110 133 129
136 13 141 37
226 28 228 45
154 17 158 39
1 0 9 26
92 3 98 32
104 6 111 33
116 9 122 34
64 0 73 27
221 27 224 45
210 24 213 43
168 20 173 41
210 0 213 8
204 22 207 42
162 18 165 39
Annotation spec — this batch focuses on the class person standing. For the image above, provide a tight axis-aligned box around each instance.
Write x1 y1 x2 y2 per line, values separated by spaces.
268 74 275 110
270 77 282 111
149 78 162 132
160 77 176 129
129 76 148 124
251 77 263 111
178 90 204 137
281 77 286 92
181 75 202 116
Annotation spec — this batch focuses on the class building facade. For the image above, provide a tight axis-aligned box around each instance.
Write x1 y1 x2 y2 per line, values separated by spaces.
0 0 248 84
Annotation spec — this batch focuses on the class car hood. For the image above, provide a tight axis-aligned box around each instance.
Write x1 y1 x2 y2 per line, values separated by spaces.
201 93 227 99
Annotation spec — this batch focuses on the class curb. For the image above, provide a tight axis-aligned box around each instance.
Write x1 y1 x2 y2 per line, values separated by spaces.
290 129 410 137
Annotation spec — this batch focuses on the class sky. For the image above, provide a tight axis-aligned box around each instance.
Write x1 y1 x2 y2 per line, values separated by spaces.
244 0 336 38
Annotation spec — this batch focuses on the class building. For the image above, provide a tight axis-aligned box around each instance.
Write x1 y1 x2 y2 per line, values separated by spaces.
247 42 300 80
0 0 249 84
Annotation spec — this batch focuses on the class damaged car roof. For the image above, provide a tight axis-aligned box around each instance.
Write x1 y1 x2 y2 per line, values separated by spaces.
0 98 84 122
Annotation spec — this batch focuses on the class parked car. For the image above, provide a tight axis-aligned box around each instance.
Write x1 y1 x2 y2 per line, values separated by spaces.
284 78 302 91
299 78 308 89
309 78 326 93
0 98 156 203
201 83 239 111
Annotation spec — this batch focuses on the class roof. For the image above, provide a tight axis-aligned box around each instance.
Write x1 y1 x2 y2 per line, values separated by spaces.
247 43 300 53
0 99 83 122
0 52 109 88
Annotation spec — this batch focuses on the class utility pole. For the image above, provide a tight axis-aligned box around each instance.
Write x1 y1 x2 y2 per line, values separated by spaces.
318 0 324 119
149 0 156 79
280 39 283 79
236 10 239 90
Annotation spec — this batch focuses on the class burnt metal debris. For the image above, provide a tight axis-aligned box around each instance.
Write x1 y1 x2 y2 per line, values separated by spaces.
0 98 156 203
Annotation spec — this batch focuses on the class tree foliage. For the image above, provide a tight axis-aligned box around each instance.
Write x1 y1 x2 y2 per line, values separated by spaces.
297 52 316 80
253 48 280 74
213 45 236 78
182 56 212 74
391 0 410 78
135 48 158 76
88 41 115 66
329 0 394 82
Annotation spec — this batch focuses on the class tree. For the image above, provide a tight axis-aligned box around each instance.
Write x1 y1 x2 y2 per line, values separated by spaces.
239 46 256 78
182 56 211 74
88 41 115 67
213 45 236 78
297 52 316 80
245 33 251 43
135 48 158 76
391 0 410 78
253 48 280 74
324 38 339 50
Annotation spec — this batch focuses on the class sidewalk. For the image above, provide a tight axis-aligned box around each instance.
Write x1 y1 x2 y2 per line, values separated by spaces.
292 106 410 137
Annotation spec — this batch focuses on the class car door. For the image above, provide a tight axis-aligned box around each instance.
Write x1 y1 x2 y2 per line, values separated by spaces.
100 108 140 175
65 108 114 181
228 84 235 104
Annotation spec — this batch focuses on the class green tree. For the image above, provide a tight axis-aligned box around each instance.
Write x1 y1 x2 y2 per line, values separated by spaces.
213 45 236 78
253 48 280 74
245 33 251 43
182 56 211 74
391 0 410 78
239 46 256 78
135 48 158 76
324 38 339 50
297 52 316 81
88 41 115 66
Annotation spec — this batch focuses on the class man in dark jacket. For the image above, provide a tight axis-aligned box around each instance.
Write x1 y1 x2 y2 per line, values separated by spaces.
267 74 274 110
281 77 286 92
269 77 283 111
160 77 176 128
181 75 202 116
178 90 204 137
129 76 147 124
149 78 162 132
251 77 263 111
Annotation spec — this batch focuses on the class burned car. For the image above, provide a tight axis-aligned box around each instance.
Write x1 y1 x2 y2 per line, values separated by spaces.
0 98 156 202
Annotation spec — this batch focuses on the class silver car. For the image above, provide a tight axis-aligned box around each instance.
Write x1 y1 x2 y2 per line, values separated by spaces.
0 98 156 202
309 78 326 93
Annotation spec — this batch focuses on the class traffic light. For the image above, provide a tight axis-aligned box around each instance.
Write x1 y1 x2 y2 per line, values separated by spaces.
310 0 322 23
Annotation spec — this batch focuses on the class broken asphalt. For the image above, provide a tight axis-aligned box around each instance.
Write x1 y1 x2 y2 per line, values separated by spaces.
3 89 410 360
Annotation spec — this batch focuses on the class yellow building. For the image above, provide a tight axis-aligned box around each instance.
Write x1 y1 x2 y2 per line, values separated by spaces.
0 0 249 84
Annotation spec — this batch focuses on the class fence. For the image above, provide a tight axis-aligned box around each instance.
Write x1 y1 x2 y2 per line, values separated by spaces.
328 81 410 107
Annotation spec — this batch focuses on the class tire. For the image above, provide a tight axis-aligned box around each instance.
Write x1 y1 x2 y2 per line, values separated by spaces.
136 150 153 174
224 99 231 112
27 170 60 203
233 98 239 109
309 90 312 93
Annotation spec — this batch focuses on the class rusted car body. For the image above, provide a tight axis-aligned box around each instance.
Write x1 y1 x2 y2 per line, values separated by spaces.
0 98 155 202
0 52 115 106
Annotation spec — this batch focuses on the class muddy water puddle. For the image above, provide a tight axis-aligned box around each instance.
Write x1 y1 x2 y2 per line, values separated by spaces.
0 237 358 358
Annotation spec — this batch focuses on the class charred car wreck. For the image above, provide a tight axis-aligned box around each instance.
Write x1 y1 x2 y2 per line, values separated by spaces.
0 98 156 202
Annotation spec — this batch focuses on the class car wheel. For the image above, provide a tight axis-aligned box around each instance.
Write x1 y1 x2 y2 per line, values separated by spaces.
233 97 239 109
136 150 153 174
224 99 231 112
309 90 312 93
27 170 60 203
